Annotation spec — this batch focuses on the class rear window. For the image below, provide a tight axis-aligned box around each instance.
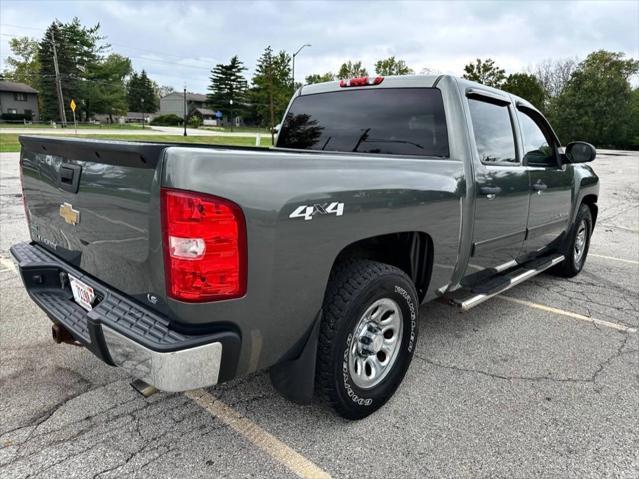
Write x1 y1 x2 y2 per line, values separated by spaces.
276 88 449 158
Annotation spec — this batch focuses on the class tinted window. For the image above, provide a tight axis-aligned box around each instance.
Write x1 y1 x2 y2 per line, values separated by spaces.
277 88 449 157
519 110 556 166
468 99 517 164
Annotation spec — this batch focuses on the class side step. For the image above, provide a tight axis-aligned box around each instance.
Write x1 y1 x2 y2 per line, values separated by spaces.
443 253 565 311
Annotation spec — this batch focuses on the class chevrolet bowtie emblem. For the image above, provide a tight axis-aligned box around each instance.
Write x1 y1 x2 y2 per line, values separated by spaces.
59 202 80 225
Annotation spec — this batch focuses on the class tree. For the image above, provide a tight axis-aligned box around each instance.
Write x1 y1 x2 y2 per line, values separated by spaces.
2 37 40 90
337 60 368 79
157 84 175 98
83 54 132 122
305 72 335 84
250 46 292 129
38 18 107 122
531 58 578 98
549 50 639 148
207 55 248 121
127 70 159 113
462 58 506 88
502 73 546 109
374 57 413 76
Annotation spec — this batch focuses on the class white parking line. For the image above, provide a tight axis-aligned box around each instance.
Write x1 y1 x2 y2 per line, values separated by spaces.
590 253 639 265
185 389 331 479
0 257 16 272
498 296 637 333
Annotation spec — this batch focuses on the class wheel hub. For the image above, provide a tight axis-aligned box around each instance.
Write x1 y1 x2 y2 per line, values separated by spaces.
348 298 404 389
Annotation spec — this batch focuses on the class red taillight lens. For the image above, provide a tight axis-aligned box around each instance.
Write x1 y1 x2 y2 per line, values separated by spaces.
161 188 246 302
339 76 384 87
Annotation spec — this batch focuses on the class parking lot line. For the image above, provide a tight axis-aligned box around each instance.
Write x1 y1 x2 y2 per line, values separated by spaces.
590 253 639 265
185 389 331 479
0 257 16 272
498 296 637 333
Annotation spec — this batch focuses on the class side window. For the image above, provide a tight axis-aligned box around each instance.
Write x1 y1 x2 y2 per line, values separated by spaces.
468 99 517 164
518 110 556 167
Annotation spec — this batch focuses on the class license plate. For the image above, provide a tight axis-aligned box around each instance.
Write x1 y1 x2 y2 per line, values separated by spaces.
69 275 95 312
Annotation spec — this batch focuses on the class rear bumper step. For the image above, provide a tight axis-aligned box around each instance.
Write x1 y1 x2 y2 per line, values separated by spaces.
443 253 565 311
10 242 240 391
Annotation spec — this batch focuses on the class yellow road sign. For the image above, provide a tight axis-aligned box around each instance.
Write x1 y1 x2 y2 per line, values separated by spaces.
70 99 76 112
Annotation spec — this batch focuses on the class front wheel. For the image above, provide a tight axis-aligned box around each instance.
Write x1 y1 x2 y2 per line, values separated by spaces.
553 203 593 277
316 260 419 419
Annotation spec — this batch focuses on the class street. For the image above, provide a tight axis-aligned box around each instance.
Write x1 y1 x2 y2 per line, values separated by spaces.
0 150 637 478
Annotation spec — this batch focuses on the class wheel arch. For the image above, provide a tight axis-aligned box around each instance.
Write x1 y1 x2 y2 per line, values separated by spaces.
581 194 598 227
328 231 433 302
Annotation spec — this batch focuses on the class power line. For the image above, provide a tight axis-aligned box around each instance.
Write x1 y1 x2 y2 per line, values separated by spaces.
0 26 217 71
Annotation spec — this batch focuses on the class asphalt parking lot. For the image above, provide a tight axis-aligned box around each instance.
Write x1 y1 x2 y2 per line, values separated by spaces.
0 150 637 478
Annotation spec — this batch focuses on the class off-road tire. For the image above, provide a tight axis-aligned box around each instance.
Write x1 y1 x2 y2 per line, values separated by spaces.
553 203 593 277
316 259 419 420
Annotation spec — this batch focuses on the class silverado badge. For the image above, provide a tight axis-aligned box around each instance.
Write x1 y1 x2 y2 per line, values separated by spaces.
59 202 80 225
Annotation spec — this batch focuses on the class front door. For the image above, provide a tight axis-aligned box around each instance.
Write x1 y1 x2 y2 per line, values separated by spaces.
516 107 572 255
467 95 529 271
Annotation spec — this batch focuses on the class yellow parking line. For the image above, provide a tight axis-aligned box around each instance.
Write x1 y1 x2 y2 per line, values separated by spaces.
185 389 331 479
498 296 637 333
590 253 639 265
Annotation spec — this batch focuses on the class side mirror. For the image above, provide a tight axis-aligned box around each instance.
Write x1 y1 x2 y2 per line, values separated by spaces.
272 123 281 134
565 141 596 163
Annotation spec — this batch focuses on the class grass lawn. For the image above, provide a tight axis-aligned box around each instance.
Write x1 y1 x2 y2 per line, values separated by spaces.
199 125 271 134
0 133 272 153
0 123 145 130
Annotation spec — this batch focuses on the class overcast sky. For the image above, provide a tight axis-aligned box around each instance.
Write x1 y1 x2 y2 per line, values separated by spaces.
1 0 637 93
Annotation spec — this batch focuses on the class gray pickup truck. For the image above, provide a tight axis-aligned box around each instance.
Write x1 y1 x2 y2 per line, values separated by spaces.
12 75 599 419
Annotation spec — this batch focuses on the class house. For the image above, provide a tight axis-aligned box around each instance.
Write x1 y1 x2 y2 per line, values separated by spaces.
0 80 39 121
159 91 208 119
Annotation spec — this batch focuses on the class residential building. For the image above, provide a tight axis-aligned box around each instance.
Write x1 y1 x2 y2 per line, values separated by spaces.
0 80 39 121
159 91 208 119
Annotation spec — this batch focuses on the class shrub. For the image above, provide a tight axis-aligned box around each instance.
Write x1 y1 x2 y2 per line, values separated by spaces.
188 116 202 128
1 112 33 121
150 114 182 126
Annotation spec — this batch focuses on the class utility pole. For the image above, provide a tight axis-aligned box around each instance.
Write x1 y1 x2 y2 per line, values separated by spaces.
50 29 67 127
268 60 274 144
183 85 187 137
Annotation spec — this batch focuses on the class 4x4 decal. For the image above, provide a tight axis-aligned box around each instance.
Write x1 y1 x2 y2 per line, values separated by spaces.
289 202 344 221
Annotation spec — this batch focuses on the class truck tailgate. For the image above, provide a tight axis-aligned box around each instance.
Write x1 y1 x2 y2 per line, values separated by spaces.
19 136 168 300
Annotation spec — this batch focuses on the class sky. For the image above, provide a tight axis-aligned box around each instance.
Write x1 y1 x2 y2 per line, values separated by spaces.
1 0 637 93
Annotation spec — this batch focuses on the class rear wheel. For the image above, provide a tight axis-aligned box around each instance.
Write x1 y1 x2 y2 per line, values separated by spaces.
553 203 593 277
316 259 418 419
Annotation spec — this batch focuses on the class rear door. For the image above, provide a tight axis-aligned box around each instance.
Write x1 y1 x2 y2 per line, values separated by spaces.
516 107 572 255
466 91 529 270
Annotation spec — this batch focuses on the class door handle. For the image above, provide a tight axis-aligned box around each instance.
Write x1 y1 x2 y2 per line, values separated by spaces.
479 186 502 197
532 182 548 194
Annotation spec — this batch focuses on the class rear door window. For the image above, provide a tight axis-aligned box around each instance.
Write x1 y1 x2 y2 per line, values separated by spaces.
468 99 517 165
277 88 449 158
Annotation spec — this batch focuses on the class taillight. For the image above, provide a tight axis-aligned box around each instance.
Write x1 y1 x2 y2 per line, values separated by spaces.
339 76 384 87
161 188 247 302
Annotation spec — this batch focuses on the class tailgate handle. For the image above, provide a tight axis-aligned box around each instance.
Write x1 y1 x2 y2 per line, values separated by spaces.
58 164 82 193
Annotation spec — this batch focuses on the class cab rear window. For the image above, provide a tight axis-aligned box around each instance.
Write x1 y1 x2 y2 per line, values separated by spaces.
276 88 449 158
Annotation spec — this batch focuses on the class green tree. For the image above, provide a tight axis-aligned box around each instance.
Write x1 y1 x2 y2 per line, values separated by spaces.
305 72 335 84
502 73 546 109
629 88 639 148
374 57 413 76
250 46 292 129
549 50 639 148
38 18 107 122
463 58 506 88
2 37 40 90
337 60 368 79
127 70 159 112
83 54 132 122
207 55 248 121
